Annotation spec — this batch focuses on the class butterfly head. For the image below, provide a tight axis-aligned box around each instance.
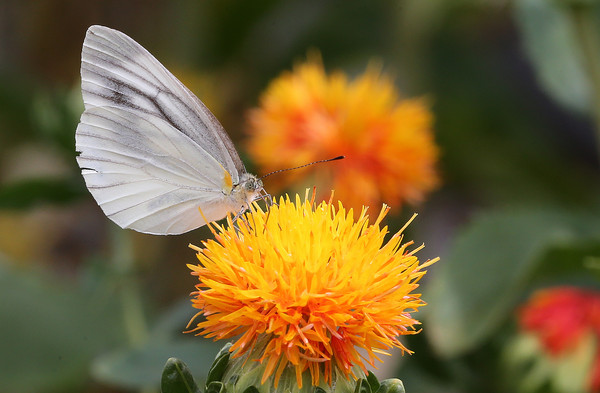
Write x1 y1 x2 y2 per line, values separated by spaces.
231 173 266 211
242 173 263 194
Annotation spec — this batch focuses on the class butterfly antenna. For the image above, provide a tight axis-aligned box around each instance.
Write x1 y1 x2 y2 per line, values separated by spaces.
259 156 345 180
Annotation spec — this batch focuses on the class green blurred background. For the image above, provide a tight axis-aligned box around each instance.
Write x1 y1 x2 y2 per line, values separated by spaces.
1 1 599 392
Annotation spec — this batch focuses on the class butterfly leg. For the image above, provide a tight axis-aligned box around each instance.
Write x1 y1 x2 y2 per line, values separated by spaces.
231 207 249 232
254 188 275 207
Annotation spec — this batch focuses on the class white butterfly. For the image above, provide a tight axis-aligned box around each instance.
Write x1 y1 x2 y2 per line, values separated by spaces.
75 25 266 235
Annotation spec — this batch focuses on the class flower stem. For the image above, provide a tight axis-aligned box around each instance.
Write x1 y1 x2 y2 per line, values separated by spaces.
568 2 600 162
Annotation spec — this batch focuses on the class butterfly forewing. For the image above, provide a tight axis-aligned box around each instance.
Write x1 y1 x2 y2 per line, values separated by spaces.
80 25 246 180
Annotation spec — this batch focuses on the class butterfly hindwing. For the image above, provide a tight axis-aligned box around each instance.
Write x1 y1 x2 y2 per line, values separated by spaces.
76 105 232 234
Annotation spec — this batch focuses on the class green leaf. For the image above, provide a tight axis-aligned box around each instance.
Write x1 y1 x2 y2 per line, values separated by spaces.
424 206 600 357
354 378 372 393
513 0 600 114
366 371 380 393
206 381 225 393
206 343 232 385
0 177 86 209
161 357 201 393
376 379 405 393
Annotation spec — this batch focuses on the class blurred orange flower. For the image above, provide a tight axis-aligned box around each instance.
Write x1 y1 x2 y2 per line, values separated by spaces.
246 56 439 211
519 287 600 392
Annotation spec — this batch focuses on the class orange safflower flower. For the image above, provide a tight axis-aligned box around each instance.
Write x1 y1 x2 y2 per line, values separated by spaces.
246 57 439 212
187 191 437 389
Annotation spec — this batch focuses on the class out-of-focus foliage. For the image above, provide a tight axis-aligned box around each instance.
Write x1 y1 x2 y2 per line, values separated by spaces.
425 206 600 357
0 0 599 392
514 0 598 114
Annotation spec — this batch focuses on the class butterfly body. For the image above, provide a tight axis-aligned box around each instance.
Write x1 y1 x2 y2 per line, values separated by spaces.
76 25 264 235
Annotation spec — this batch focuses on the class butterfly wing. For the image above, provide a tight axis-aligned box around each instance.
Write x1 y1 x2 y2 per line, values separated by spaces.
76 25 246 234
76 106 235 235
